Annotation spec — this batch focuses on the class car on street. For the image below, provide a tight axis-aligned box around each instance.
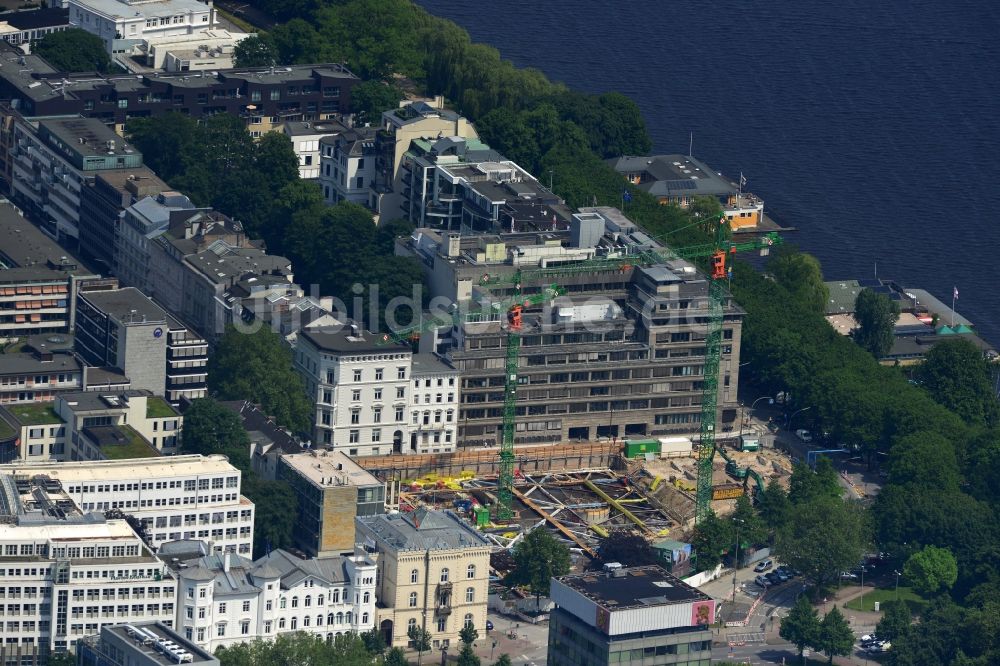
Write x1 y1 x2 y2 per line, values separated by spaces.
753 559 773 572
860 633 878 645
754 574 772 587
795 429 813 442
486 620 494 632
840 571 859 580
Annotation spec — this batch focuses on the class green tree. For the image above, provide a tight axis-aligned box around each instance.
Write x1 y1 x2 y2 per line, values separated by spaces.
407 625 431 660
779 595 821 662
768 249 829 314
775 496 868 589
459 623 479 647
691 510 734 570
360 627 386 656
456 644 481 666
351 80 405 126
181 398 252 471
208 325 312 435
46 653 75 666
216 631 374 666
384 647 409 666
505 528 571 609
876 599 913 643
597 529 657 567
757 479 792 534
243 477 297 558
817 606 855 664
33 29 111 73
730 494 768 550
853 288 900 358
888 432 961 491
903 545 958 597
493 656 513 666
234 34 278 67
788 458 841 505
916 339 1000 427
126 113 200 182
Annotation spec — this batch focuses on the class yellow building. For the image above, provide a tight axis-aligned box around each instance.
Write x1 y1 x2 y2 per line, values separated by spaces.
356 508 490 651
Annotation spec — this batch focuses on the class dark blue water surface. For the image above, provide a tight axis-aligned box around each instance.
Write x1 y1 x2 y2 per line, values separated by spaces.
417 0 1000 344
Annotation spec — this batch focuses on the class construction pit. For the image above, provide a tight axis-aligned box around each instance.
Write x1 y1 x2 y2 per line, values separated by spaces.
364 438 796 563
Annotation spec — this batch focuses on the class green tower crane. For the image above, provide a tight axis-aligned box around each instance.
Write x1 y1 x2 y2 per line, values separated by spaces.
381 222 780 523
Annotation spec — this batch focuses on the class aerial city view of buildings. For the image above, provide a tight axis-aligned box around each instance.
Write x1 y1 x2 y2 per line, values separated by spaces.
0 0 994 664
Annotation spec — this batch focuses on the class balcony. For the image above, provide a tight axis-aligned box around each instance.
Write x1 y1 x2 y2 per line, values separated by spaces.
434 582 452 617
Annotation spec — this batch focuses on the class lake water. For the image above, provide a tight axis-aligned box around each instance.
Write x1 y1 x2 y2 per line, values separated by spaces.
418 0 1000 344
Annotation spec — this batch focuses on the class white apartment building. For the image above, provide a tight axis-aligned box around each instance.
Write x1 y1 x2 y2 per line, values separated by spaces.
171 546 376 652
0 455 254 554
68 0 216 54
0 390 181 464
409 354 459 454
0 474 176 664
114 192 198 297
283 121 345 178
319 127 376 207
295 326 412 456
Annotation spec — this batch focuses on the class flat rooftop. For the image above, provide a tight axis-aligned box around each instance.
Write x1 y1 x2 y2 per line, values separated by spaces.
0 203 91 279
80 287 167 324
0 351 82 377
40 117 140 159
96 622 217 666
556 565 711 610
72 0 209 20
281 450 381 489
411 353 458 377
0 454 237 483
299 326 396 354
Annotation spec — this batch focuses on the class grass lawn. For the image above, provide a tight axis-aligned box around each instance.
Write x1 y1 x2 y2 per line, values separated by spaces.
10 403 61 425
99 426 159 460
216 7 257 33
844 585 926 613
146 397 177 419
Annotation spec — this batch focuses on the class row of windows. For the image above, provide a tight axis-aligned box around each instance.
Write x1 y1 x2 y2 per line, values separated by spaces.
67 476 238 494
408 565 476 584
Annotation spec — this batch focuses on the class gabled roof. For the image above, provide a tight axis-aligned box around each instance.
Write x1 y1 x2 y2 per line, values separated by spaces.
252 549 350 590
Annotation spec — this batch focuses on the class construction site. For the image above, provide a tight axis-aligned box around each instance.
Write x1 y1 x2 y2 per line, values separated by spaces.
356 433 793 568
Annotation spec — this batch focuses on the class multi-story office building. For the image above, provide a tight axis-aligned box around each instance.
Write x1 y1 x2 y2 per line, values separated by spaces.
409 353 459 454
75 287 168 396
78 621 219 666
0 473 176 665
0 334 83 405
0 454 253 553
0 389 182 463
0 47 359 135
371 100 479 222
294 326 413 455
170 546 377 652
283 120 345 177
356 508 490 651
67 0 217 53
0 203 99 339
277 450 385 558
163 313 208 405
0 8 70 52
113 192 199 296
318 127 376 207
398 136 569 231
396 206 745 446
147 209 293 340
5 114 144 244
79 168 168 274
548 565 715 666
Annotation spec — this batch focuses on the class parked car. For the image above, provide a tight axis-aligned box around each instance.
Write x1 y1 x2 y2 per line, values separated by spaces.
840 571 859 580
754 559 773 572
860 633 878 646
795 429 813 442
765 572 783 585
486 620 494 632
774 570 791 582
868 641 891 654
754 574 772 587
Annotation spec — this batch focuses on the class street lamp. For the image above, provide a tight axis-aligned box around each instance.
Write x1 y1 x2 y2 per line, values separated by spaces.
894 570 901 600
741 396 774 431
786 405 813 428
859 565 867 610
731 518 744 601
